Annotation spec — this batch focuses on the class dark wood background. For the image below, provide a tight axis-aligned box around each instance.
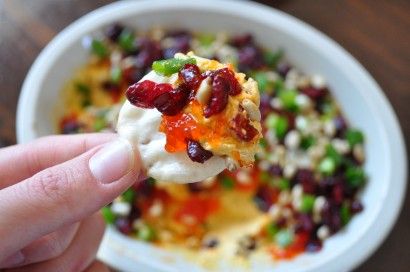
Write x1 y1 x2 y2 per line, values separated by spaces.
0 0 409 271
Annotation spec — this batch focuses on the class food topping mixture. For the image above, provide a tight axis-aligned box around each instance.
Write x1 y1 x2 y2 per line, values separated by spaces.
124 52 261 168
59 25 367 265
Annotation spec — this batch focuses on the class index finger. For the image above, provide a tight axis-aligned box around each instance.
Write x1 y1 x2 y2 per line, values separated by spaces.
0 133 116 189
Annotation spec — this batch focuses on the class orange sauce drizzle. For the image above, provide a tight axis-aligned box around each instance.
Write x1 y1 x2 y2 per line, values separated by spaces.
159 100 232 153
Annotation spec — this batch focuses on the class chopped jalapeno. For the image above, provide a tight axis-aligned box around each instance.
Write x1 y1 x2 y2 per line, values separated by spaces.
101 206 116 224
318 157 336 176
320 101 337 117
300 195 315 213
273 79 285 92
326 144 343 166
263 49 283 68
254 72 269 92
345 129 364 147
265 113 278 129
275 116 289 139
198 33 215 46
259 138 268 149
81 99 91 108
259 172 270 183
122 188 136 203
277 178 290 190
220 176 235 189
275 229 294 248
110 67 122 84
91 39 108 58
93 118 106 132
137 225 156 241
345 166 366 188
118 29 135 52
340 202 351 225
265 113 288 138
300 135 316 150
76 82 91 95
147 177 156 186
266 223 279 239
278 89 298 112
152 57 197 76
75 83 92 108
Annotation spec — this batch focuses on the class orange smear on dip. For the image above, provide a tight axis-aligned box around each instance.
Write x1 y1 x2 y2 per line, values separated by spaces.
160 101 233 154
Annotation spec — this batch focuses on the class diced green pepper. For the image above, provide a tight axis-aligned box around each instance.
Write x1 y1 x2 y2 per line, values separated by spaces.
75 82 91 95
345 129 364 147
122 188 135 203
152 57 197 76
93 118 106 132
300 135 316 150
91 39 108 58
198 33 215 46
278 89 298 112
81 99 91 108
274 79 285 92
259 138 268 149
340 202 351 225
101 206 116 224
110 67 122 84
318 157 336 176
266 222 279 239
147 177 156 186
220 176 235 189
263 49 283 68
345 166 366 188
137 225 156 241
118 29 135 52
275 116 289 139
300 194 315 213
76 83 92 108
265 113 288 139
265 113 278 129
326 144 343 166
259 172 270 183
320 101 337 117
277 178 290 190
253 72 269 92
275 229 294 248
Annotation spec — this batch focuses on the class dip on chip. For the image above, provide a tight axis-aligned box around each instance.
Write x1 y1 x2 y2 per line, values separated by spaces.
117 52 261 183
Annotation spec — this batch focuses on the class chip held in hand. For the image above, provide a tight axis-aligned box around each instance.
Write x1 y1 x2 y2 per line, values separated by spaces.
117 52 261 183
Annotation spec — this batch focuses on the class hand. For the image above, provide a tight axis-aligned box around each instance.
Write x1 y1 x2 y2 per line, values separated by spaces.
0 133 141 271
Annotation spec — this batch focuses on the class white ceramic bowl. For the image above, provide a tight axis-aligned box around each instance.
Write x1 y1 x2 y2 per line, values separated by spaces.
17 1 407 271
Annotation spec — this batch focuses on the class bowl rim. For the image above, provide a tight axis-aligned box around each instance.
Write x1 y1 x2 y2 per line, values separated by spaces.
16 0 407 271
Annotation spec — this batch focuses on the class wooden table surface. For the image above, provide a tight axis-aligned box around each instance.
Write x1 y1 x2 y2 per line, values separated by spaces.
1 0 409 271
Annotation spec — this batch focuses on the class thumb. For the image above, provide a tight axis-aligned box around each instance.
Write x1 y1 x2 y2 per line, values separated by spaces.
0 138 140 260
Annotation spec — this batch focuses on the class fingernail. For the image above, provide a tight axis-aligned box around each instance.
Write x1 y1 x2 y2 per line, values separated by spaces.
1 251 24 268
89 139 134 184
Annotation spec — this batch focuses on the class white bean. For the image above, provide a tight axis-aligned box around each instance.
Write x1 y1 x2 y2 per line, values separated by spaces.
284 164 297 179
311 74 326 89
317 225 330 240
285 130 301 150
111 202 131 217
353 144 365 163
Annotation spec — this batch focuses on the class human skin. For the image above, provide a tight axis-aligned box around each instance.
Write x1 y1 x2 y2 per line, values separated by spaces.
0 133 141 271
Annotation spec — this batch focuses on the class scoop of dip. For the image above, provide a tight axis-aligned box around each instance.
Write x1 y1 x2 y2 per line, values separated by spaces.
117 52 261 183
